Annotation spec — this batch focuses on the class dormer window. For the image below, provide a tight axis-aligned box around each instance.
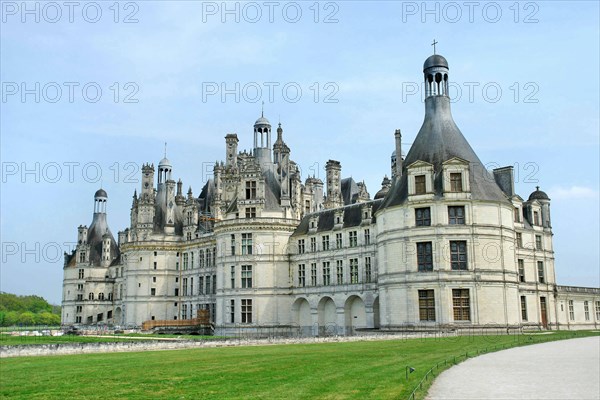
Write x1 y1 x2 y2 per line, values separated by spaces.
245 181 256 199
533 211 540 226
450 173 462 192
415 175 426 194
514 207 520 223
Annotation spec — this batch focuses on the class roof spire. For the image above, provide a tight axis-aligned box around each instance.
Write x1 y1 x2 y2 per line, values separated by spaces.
261 101 264 117
431 39 438 55
164 142 167 158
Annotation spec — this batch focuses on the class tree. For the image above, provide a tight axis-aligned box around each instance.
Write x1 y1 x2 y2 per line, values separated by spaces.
18 312 36 326
37 312 60 326
3 311 19 326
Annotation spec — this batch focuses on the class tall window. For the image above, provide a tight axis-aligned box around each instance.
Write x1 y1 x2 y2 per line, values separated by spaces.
514 208 520 222
205 276 211 295
349 231 357 248
448 206 465 224
79 252 86 263
190 278 193 294
518 259 525 282
450 241 468 270
230 266 235 288
516 232 523 248
595 301 600 320
336 233 343 249
533 211 540 226
183 278 188 296
417 242 433 272
78 269 84 279
323 262 331 286
364 229 371 245
198 276 204 294
199 250 205 268
322 235 330 251
182 304 188 320
212 274 216 294
230 235 236 256
298 264 306 287
452 289 470 321
415 207 431 226
535 235 542 250
350 259 359 284
584 301 590 321
241 233 253 255
298 239 305 254
520 296 528 321
336 260 343 284
241 265 252 288
88 292 94 300
98 292 104 300
310 237 317 252
419 290 436 321
230 299 235 323
365 257 372 283
241 299 252 323
245 181 256 199
537 261 545 283
310 263 317 286
450 173 462 192
191 253 194 269
245 207 256 218
415 175 426 194
568 300 575 320
183 253 189 270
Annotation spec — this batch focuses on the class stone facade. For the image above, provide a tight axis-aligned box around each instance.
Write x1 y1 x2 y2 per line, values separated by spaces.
62 54 600 335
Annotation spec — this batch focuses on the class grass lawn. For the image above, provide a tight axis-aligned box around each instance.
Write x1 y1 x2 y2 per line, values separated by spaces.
0 334 224 346
0 331 596 399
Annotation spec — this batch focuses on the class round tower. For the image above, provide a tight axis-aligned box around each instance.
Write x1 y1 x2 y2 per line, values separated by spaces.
253 113 272 166
94 188 108 214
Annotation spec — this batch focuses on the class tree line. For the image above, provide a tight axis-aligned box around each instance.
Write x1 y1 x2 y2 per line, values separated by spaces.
0 292 61 326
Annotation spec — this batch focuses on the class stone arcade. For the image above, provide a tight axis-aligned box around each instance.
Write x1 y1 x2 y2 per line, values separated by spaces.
62 53 600 335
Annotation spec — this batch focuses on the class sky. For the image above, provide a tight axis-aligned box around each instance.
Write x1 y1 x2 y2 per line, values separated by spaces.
1 1 599 305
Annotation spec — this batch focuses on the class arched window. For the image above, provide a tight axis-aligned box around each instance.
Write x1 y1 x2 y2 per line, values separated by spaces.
98 292 104 300
88 292 94 300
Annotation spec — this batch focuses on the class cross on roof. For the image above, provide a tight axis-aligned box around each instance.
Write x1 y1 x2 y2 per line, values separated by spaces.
431 39 438 54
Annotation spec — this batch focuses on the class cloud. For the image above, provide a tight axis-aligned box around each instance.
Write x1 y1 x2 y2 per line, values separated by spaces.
549 185 599 200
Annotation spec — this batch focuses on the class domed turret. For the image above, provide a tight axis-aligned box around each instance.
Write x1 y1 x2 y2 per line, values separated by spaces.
375 176 392 200
253 110 272 167
423 54 449 71
94 188 108 199
528 186 550 201
94 188 107 213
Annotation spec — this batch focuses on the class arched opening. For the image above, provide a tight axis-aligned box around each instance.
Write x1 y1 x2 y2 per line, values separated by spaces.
435 73 442 95
292 297 312 336
317 296 337 336
344 296 366 334
114 307 122 324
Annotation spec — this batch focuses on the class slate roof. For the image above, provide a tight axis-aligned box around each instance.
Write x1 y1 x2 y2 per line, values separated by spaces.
87 213 120 265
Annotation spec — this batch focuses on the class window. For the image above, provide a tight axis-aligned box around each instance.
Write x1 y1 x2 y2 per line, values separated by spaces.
245 181 256 199
230 300 235 323
450 241 468 270
78 269 84 279
364 229 371 245
151 288 156 296
152 276 156 283
452 289 470 321
584 301 590 321
245 207 256 218
448 206 465 224
174 288 179 296
595 301 600 320
322 235 330 251
518 259 525 282
349 231 357 248
190 278 194 294
230 235 236 256
191 253 194 268
336 260 343 284
241 265 252 288
535 235 542 250
417 242 433 272
419 290 436 321
198 276 204 294
183 254 188 270
336 233 343 249
241 299 252 323
199 250 205 268
176 261 179 270
154 261 157 270
322 262 331 286
77 283 83 291
310 263 317 286
212 274 216 294
77 294 83 301
205 276 211 295
310 237 317 252
230 266 235 288
415 175 426 194
533 211 540 226
516 232 523 248
298 239 305 254
98 293 105 300
298 264 306 287
450 172 462 192
568 300 575 320
415 207 431 227
182 304 188 320
212 248 216 266
79 252 86 263
183 278 188 296
514 208 520 222
75 316 82 323
365 257 372 283
537 261 545 283
350 259 359 284
520 296 528 321
88 292 94 300
241 233 253 255
76 306 82 313
305 200 310 214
